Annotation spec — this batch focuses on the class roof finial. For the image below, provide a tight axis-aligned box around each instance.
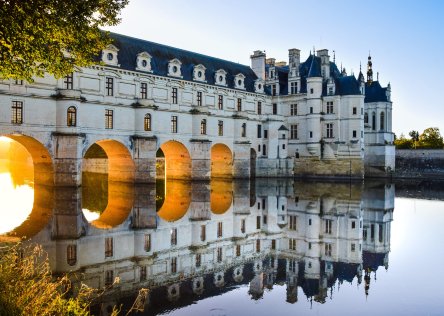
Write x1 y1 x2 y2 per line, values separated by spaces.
360 62 362 72
313 46 315 55
377 72 379 81
333 50 336 63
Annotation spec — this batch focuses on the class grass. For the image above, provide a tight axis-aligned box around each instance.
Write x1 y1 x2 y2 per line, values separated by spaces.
0 243 149 316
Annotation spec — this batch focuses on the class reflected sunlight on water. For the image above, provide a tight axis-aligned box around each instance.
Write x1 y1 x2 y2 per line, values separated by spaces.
0 172 34 234
81 208 100 222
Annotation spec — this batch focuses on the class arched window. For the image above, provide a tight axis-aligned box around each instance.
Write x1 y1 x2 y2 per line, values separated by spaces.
364 112 368 124
67 106 77 127
144 113 152 131
372 112 376 131
67 245 77 266
241 123 246 137
200 119 207 135
380 111 385 131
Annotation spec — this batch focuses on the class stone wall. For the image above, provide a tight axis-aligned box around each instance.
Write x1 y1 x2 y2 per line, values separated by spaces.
256 158 294 178
395 149 444 179
294 157 364 179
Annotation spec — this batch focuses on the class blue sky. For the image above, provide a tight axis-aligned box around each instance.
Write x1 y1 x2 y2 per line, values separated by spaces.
106 0 444 136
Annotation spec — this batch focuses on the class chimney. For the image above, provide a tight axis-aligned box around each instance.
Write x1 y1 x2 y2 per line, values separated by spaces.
250 50 266 80
288 48 300 78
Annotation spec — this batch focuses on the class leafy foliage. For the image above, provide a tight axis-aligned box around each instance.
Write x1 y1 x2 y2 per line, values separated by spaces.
0 0 128 81
418 127 444 149
394 133 413 149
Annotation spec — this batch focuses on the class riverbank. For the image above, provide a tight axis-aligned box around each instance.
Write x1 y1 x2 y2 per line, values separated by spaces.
394 149 444 179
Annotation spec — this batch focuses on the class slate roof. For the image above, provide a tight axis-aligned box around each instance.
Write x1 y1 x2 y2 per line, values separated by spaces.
365 80 389 103
107 33 260 93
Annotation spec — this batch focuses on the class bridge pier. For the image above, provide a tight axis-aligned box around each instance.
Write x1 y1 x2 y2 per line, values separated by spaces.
132 136 157 183
233 141 251 179
190 140 211 180
52 133 84 187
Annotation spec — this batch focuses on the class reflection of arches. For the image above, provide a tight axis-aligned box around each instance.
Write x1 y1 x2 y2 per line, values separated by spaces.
157 180 191 222
83 139 134 183
210 180 233 214
3 134 53 186
211 143 232 179
250 148 257 178
159 141 191 180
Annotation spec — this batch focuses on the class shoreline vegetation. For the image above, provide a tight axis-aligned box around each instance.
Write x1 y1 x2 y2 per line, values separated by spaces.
0 242 147 316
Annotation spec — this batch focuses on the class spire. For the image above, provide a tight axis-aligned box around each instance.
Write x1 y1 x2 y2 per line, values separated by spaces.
367 53 373 85
333 50 336 63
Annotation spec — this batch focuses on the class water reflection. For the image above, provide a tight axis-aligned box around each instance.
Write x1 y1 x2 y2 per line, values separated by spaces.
20 178 397 315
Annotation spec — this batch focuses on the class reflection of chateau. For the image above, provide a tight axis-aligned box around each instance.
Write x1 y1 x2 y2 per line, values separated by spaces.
27 179 394 313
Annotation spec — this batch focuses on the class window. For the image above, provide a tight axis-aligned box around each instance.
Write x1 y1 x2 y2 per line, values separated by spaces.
262 144 267 156
171 257 177 273
218 95 223 109
308 242 312 250
217 248 222 262
236 244 241 257
241 123 246 137
372 112 376 130
328 86 333 95
257 101 262 114
200 225 206 241
172 87 178 104
171 228 177 245
326 123 334 138
197 91 202 106
105 270 114 286
310 107 313 114
352 221 356 229
364 112 369 124
264 130 268 139
137 110 149 129
171 116 178 133
105 237 113 257
263 215 267 225
67 245 77 266
256 239 261 253
237 98 242 111
218 120 223 136
196 254 201 267
241 219 246 233
353 107 357 115
310 88 314 94
200 119 207 135
371 224 375 240
272 84 276 96
290 81 297 94
67 106 76 127
379 224 383 242
14 79 23 85
309 218 312 225
11 101 23 124
140 266 147 281
290 104 297 116
325 219 332 234
140 82 147 99
272 103 277 114
106 77 114 96
257 124 262 138
380 112 385 130
351 243 356 252
325 243 332 256
64 73 73 90
144 234 151 252
290 125 298 139
353 130 357 138
289 238 296 250
272 239 276 250
256 216 261 229
363 228 368 241
262 198 266 210
105 109 113 129
289 215 297 230
326 101 334 114
309 131 313 138
217 222 223 238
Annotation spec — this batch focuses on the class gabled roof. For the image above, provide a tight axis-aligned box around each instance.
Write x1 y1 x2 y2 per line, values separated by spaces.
106 33 260 93
365 81 389 103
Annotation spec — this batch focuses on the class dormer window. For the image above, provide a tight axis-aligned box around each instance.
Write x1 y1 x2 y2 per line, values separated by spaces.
193 64 206 82
234 73 246 90
215 69 227 86
168 58 182 78
136 51 152 72
327 78 335 96
254 79 264 93
101 44 119 66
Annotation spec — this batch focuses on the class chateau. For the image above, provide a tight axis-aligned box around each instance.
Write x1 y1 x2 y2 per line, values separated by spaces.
0 33 394 183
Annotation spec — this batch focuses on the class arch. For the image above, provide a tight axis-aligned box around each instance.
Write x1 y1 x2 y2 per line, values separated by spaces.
157 180 191 222
210 180 233 214
380 111 385 131
67 106 77 127
83 139 135 183
159 141 191 180
211 143 233 179
1 134 54 186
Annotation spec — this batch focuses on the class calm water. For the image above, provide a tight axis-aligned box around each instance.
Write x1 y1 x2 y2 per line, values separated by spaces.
1 159 444 315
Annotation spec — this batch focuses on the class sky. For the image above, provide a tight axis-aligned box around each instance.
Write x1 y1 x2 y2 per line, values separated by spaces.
105 0 444 137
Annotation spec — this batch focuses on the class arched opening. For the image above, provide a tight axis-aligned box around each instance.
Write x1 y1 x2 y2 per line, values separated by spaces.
372 112 376 131
157 180 191 222
158 141 191 180
210 180 233 214
0 135 54 238
211 143 233 179
364 112 369 125
83 140 134 183
380 111 385 131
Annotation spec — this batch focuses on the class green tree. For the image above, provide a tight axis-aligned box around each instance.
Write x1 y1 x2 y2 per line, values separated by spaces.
409 130 419 149
394 133 413 149
418 127 444 149
0 0 128 81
